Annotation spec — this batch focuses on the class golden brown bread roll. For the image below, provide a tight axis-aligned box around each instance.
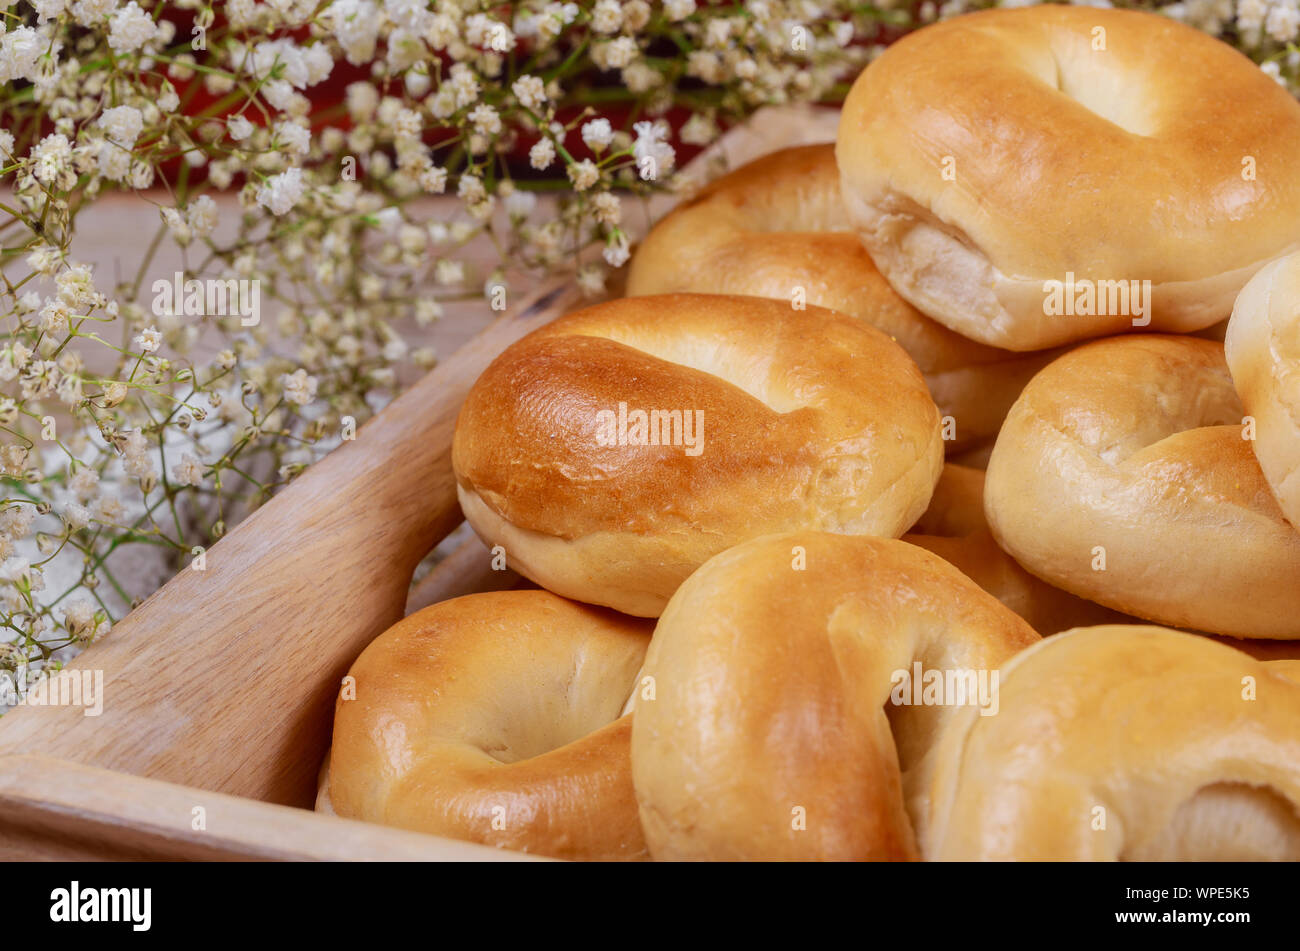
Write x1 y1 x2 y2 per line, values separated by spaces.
904 464 1126 635
322 591 652 860
626 145 1054 449
630 532 1038 861
926 625 1300 860
453 293 944 617
1226 250 1300 530
985 335 1300 639
837 6 1300 351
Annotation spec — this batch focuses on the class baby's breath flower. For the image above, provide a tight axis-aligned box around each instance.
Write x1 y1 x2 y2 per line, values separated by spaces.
598 37 639 70
228 114 255 140
92 495 123 525
0 27 43 86
97 105 143 148
634 120 676 176
529 137 557 170
448 62 480 109
419 165 449 193
39 299 70 335
275 121 312 157
158 82 180 113
171 453 206 488
603 233 631 268
108 1 160 54
1 448 30 479
432 255 464 285
592 0 623 33
162 207 192 245
71 0 117 28
32 133 74 188
582 118 614 152
665 0 697 21
187 195 219 238
68 466 100 503
680 112 719 146
576 264 606 297
101 382 127 407
257 166 306 216
469 103 502 136
60 598 96 639
129 162 155 189
505 190 537 221
134 327 162 353
63 503 91 532
512 74 547 110
592 191 621 226
624 1 653 32
567 159 599 191
281 369 318 406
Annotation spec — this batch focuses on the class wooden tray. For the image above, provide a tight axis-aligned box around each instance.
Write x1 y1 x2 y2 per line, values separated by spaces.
0 107 839 861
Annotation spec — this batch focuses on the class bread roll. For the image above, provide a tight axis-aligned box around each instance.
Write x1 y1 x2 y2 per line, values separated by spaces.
453 294 944 617
631 532 1037 860
1225 250 1300 530
323 591 651 860
838 6 1300 350
927 625 1300 860
985 335 1300 639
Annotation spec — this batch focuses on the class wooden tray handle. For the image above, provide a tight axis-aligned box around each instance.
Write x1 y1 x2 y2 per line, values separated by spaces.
0 277 584 809
0 753 543 860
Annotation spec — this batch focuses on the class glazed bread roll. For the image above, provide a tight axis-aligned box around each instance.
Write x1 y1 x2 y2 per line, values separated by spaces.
1226 250 1300 529
904 464 1125 636
323 591 652 860
631 532 1038 861
985 335 1300 639
927 626 1300 860
838 6 1300 351
627 145 1054 449
453 294 944 617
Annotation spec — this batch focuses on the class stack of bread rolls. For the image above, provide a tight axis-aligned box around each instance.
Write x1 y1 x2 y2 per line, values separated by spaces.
322 6 1300 861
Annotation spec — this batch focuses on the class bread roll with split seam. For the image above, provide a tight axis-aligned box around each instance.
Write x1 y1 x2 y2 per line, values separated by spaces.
453 293 944 617
984 334 1300 639
926 625 1300 860
837 5 1300 350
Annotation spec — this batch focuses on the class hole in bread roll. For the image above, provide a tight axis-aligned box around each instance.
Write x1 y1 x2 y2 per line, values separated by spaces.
1125 782 1300 862
1041 34 1159 136
576 326 808 415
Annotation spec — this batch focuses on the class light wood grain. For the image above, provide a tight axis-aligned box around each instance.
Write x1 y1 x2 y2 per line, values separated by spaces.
0 754 543 861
